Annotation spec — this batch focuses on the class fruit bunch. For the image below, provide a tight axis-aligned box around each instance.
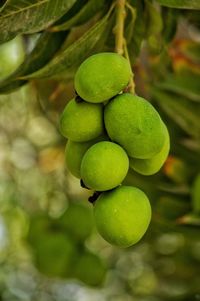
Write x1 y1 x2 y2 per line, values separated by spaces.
60 52 170 248
27 202 106 286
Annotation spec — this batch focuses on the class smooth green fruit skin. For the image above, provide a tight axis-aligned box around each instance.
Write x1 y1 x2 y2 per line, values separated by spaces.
65 135 107 178
104 93 165 159
0 36 25 80
73 250 106 286
74 52 131 103
34 233 77 278
58 203 94 242
94 186 151 247
130 123 170 175
81 141 129 191
59 99 103 142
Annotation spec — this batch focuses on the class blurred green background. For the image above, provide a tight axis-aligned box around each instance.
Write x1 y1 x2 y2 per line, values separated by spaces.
0 1 200 300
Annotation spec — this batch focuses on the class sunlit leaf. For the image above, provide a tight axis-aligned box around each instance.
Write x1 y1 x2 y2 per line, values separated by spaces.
155 0 200 9
51 0 105 31
0 0 76 43
20 8 113 79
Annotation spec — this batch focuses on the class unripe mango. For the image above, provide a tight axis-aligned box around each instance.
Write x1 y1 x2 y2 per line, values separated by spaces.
59 98 103 142
58 203 94 242
104 93 165 159
94 185 151 247
0 36 25 80
130 123 170 175
65 135 107 178
81 141 129 191
74 52 131 103
73 250 106 286
34 233 77 278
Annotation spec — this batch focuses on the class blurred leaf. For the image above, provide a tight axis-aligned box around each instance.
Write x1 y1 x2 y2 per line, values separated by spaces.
0 0 76 43
152 89 200 138
185 42 200 63
128 0 147 60
146 1 163 53
158 183 190 195
155 195 191 220
177 213 200 226
163 156 191 184
51 0 106 31
20 8 113 79
124 3 136 44
181 138 200 152
146 1 163 37
162 8 178 43
155 0 200 9
191 173 200 215
155 72 200 102
0 31 67 94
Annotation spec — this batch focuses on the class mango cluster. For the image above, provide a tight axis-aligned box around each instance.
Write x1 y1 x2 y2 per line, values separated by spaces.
60 52 170 248
27 203 106 286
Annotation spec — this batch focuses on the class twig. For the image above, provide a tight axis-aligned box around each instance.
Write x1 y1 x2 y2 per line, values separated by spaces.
115 0 126 55
124 39 135 94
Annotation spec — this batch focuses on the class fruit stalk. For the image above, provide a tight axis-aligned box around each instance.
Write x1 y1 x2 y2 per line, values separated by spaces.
124 39 135 94
115 0 135 94
115 0 126 55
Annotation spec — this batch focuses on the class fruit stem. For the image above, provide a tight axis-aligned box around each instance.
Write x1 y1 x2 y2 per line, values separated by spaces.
124 39 135 94
115 0 135 94
115 0 126 55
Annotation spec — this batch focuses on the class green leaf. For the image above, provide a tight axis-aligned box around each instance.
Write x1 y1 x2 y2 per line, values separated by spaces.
155 72 200 102
155 0 200 9
125 3 136 44
0 0 77 43
20 9 112 79
53 0 88 28
51 0 105 31
152 89 200 138
128 0 147 60
162 8 178 43
0 31 67 93
191 173 200 215
177 213 200 226
146 1 163 37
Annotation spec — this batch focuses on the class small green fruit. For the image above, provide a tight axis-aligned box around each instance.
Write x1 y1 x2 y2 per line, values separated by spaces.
27 214 50 247
104 93 165 159
130 123 170 175
94 185 151 247
60 98 103 142
58 203 94 242
81 141 129 191
73 250 106 286
34 232 76 278
0 36 25 80
74 52 131 103
65 135 107 178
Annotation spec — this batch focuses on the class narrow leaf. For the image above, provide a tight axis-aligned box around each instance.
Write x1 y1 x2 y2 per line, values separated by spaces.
20 9 112 79
152 89 200 138
177 213 200 226
155 72 200 102
155 0 200 9
51 0 105 31
0 0 76 43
